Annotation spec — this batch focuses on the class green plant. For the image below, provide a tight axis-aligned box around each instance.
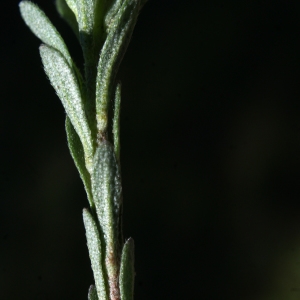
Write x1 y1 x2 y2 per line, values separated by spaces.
19 1 146 299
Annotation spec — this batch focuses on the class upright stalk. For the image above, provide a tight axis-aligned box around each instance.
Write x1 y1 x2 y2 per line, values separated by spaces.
19 1 146 299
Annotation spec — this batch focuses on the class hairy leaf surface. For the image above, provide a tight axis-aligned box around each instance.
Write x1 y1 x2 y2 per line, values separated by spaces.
83 209 108 300
113 83 122 162
91 141 122 296
120 238 135 300
20 1 73 67
95 0 140 132
77 0 95 34
40 45 94 172
104 0 125 29
65 117 93 207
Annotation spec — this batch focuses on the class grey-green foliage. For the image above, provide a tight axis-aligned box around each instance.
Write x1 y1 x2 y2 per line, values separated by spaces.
83 209 108 300
66 117 94 207
40 44 94 172
113 83 121 162
95 0 140 133
119 238 135 300
19 0 145 299
91 140 122 298
20 1 73 66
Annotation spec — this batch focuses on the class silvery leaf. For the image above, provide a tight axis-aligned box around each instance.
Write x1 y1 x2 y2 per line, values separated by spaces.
104 0 125 29
119 238 135 300
19 1 73 67
95 0 140 133
65 117 93 207
76 0 95 34
113 83 121 162
40 45 94 172
91 141 122 296
83 209 108 300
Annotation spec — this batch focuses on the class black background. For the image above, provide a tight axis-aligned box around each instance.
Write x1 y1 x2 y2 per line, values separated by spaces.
2 0 300 299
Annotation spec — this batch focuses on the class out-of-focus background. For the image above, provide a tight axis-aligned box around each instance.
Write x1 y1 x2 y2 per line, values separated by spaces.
2 0 300 299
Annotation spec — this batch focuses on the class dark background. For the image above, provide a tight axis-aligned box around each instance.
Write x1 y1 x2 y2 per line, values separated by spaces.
2 0 300 299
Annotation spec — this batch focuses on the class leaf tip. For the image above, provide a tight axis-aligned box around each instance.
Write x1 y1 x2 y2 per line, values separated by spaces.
82 208 91 220
19 0 28 10
19 1 30 19
38 43 49 58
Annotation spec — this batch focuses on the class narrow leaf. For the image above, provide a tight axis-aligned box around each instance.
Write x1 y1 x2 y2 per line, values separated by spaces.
83 209 108 300
91 141 122 298
19 1 72 67
77 0 95 34
113 83 121 162
76 0 97 108
105 0 146 29
76 0 107 60
95 0 140 133
120 238 135 300
65 117 93 207
40 45 94 172
55 0 79 39
88 285 99 300
104 0 125 29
